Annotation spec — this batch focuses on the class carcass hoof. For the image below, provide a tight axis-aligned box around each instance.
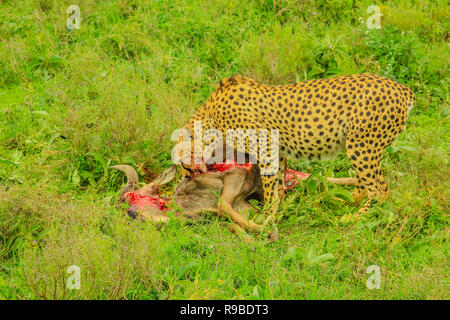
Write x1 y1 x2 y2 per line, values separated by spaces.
268 228 280 242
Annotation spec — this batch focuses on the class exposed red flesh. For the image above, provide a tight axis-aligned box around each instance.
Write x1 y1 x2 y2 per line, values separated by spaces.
124 191 170 212
285 168 311 190
208 160 253 172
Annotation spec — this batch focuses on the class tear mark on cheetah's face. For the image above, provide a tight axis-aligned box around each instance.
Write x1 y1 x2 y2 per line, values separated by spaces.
179 73 415 218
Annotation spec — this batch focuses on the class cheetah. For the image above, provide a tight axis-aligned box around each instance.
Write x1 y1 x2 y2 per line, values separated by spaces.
176 73 415 218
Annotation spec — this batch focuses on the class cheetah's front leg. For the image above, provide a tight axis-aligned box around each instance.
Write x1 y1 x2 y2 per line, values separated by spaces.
260 175 280 219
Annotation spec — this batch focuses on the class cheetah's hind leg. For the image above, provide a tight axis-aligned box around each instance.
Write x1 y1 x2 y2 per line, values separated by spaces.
351 152 390 218
345 133 380 218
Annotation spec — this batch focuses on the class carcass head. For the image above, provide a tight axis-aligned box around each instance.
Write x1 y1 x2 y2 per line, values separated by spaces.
112 164 177 222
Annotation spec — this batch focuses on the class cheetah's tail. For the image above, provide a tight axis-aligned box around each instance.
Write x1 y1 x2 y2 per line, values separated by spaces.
327 177 357 186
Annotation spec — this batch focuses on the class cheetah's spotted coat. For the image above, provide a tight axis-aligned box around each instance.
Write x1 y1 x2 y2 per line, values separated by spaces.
181 73 415 216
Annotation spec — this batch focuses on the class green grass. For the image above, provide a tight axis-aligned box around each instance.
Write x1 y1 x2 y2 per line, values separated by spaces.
0 0 448 299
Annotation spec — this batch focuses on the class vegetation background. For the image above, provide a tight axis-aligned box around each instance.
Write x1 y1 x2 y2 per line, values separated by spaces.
0 0 448 299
